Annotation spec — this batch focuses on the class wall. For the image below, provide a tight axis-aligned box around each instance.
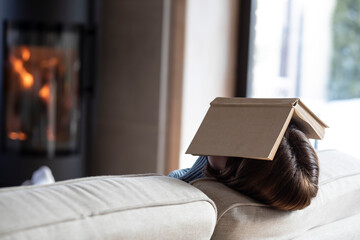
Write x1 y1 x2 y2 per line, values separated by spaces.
179 0 239 168
91 0 166 175
91 0 238 175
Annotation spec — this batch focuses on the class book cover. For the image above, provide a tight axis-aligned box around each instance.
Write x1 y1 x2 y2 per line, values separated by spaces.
186 97 328 160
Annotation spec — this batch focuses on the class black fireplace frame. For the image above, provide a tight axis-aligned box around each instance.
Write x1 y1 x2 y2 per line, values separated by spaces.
0 0 99 186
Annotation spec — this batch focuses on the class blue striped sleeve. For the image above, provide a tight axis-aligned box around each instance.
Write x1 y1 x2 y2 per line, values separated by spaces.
168 168 191 179
168 156 208 182
180 156 208 182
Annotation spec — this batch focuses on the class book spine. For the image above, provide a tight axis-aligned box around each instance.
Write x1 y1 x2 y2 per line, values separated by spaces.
210 97 299 107
210 102 296 107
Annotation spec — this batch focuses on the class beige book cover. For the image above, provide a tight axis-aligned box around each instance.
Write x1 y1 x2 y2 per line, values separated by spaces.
186 97 328 160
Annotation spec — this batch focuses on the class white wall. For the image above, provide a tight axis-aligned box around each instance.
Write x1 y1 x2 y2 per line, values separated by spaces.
180 0 239 168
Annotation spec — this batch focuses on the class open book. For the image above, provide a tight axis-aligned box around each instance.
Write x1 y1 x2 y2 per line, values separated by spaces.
186 97 328 160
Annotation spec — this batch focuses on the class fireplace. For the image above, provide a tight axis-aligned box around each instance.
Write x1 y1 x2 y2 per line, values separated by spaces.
5 24 81 156
0 0 99 186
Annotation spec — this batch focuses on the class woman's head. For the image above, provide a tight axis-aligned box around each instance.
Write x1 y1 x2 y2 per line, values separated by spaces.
205 122 319 211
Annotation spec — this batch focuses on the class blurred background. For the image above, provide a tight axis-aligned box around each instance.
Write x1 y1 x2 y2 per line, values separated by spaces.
0 0 359 187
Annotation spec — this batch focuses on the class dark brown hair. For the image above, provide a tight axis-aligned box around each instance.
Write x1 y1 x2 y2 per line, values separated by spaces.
205 122 319 211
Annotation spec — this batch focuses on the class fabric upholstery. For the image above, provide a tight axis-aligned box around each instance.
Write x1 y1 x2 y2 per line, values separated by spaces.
0 174 217 240
292 213 360 240
192 150 360 240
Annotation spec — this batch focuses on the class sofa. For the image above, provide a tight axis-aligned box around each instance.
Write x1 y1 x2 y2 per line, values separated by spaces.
1 149 360 239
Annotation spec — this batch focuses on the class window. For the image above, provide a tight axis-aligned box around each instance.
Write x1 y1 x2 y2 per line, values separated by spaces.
250 0 360 157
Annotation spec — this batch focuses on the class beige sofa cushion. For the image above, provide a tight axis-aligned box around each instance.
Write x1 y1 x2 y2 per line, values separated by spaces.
292 213 360 240
192 150 360 240
0 174 217 240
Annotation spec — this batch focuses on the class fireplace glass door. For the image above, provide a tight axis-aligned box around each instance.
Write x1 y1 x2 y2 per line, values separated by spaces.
4 23 81 156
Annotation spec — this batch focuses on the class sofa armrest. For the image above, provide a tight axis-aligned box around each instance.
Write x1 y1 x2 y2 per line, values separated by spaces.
0 174 217 240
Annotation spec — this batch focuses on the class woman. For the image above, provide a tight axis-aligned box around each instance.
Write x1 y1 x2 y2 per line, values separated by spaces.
169 122 319 211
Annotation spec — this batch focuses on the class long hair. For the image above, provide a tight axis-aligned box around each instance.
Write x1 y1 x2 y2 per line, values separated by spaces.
205 122 319 211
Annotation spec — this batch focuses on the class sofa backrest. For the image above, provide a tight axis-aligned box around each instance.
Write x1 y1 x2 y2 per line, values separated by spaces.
192 150 360 240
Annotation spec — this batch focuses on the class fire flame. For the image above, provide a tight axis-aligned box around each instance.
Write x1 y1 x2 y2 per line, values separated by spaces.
39 84 50 103
21 47 31 62
10 49 34 89
8 131 27 141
